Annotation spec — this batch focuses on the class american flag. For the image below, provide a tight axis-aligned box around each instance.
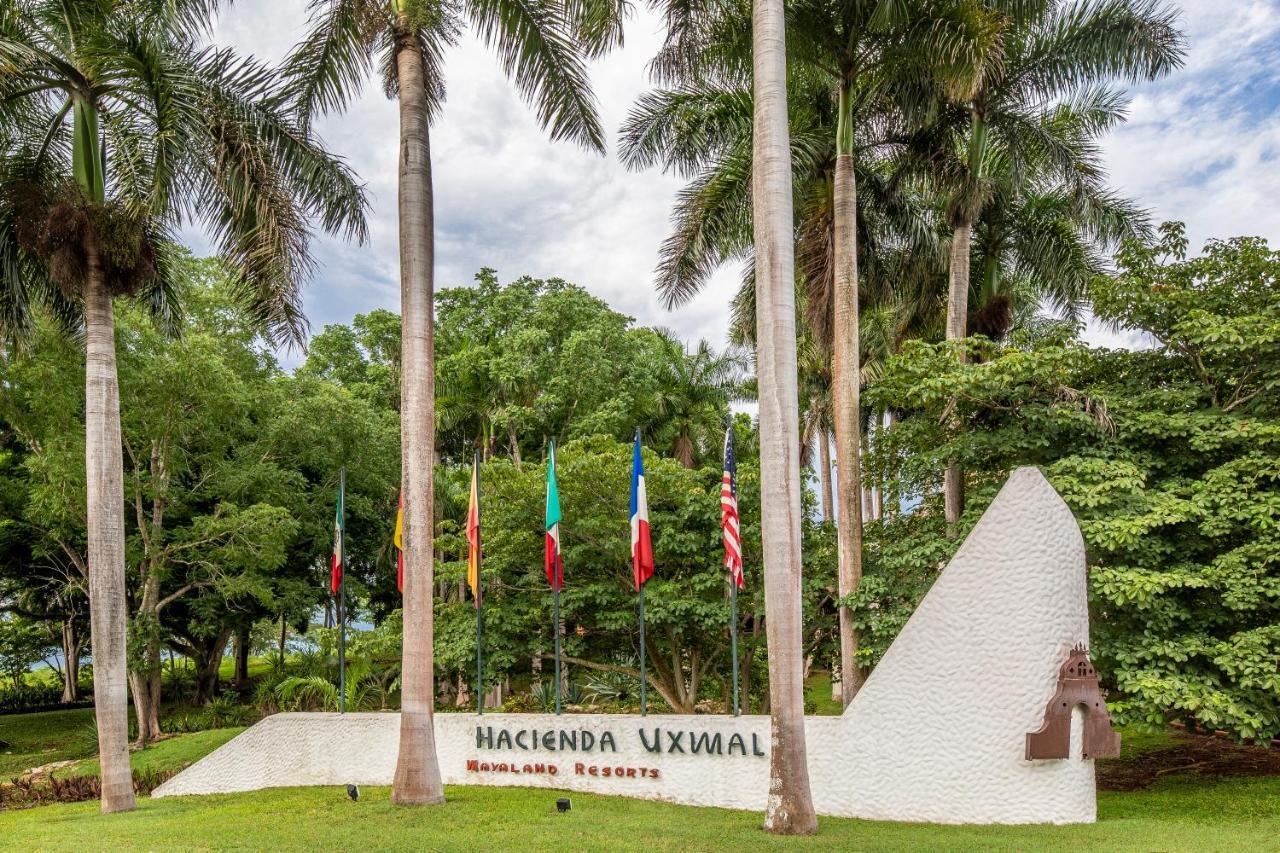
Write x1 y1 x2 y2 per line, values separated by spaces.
721 425 743 588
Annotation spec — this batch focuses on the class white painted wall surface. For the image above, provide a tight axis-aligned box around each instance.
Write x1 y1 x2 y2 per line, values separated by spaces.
155 468 1099 824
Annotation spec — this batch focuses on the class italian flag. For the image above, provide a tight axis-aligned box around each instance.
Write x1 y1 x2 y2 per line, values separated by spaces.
545 442 563 591
330 485 344 595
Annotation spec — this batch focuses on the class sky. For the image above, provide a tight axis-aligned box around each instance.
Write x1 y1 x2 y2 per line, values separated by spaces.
199 1 1280 359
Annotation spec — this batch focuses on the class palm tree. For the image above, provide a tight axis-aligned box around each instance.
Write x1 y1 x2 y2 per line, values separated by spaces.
912 0 1185 527
0 0 367 813
646 331 742 467
285 0 615 805
748 0 817 834
623 0 983 705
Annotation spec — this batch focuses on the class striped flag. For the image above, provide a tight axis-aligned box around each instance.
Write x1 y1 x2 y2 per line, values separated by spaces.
330 482 344 595
545 442 563 591
722 425 743 589
394 492 404 593
466 455 481 606
630 431 654 590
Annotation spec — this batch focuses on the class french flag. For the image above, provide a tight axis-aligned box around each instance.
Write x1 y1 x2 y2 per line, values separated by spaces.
630 430 654 590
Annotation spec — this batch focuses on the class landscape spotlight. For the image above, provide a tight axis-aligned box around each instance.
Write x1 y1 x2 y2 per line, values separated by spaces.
347 784 360 802
556 797 571 813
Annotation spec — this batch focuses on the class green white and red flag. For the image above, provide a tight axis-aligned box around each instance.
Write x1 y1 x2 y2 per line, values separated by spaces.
545 442 563 591
330 482 344 595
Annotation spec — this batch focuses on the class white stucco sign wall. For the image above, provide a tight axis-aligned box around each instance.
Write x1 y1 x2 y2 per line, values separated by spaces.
155 467 1102 824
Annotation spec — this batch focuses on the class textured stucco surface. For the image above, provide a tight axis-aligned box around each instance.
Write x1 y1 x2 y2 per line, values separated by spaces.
155 467 1096 824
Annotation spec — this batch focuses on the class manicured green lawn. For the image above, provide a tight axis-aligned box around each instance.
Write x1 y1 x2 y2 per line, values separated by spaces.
61 727 245 779
0 707 242 780
0 708 98 777
1 773 1276 852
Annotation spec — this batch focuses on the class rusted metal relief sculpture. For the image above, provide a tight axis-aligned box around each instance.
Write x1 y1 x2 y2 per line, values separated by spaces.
1026 645 1121 760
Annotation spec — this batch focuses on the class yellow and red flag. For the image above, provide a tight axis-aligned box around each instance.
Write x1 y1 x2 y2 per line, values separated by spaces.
466 454 481 606
394 492 404 593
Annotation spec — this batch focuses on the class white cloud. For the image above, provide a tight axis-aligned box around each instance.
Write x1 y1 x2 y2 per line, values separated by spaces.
200 2 1280 357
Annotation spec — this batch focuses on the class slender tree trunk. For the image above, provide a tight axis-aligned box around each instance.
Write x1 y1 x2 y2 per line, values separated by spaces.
391 19 444 807
817 429 834 523
61 617 82 702
944 222 971 533
193 628 230 705
753 0 816 833
832 145 865 707
83 241 136 813
279 614 287 660
234 626 251 690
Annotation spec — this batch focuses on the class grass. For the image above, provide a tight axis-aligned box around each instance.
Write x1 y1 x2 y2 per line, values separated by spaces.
0 773 1277 852
59 728 245 780
0 706 242 782
0 709 97 777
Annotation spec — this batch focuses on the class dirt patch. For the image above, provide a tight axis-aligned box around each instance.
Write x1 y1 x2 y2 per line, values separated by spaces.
1099 732 1280 792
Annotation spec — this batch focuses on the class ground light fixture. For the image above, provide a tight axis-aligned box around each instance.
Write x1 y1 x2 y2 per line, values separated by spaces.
556 797 571 813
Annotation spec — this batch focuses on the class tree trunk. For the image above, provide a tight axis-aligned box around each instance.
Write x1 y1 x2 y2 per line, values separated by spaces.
234 625 251 690
128 633 162 746
508 424 522 469
390 19 445 807
193 628 230 705
944 222 972 533
61 616 82 702
278 614 287 660
832 148 866 708
83 242 136 813
752 0 817 833
817 430 834 523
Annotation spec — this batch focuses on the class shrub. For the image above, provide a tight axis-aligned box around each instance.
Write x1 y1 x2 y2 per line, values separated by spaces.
0 684 62 714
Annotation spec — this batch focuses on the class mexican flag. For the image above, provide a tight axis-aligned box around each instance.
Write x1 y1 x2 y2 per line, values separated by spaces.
330 483 344 595
545 442 563 591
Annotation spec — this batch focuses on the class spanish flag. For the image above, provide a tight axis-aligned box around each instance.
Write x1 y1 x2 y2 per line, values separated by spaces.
394 492 404 593
466 453 481 606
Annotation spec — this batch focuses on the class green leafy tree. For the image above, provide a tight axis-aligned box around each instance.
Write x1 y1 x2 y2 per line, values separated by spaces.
865 224 1280 742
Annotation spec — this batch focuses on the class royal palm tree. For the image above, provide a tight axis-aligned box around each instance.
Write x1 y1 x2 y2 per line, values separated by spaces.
0 0 367 813
747 0 817 833
623 0 983 704
284 0 616 805
908 0 1185 527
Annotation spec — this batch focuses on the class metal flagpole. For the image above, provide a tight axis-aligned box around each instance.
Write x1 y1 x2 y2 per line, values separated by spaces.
553 585 562 715
475 451 484 716
338 466 346 714
639 582 647 716
730 580 740 716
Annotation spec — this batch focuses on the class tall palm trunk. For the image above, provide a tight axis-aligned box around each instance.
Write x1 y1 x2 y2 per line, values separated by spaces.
83 236 136 813
817 428 833 522
832 146 865 707
752 0 817 834
390 18 444 806
944 221 971 532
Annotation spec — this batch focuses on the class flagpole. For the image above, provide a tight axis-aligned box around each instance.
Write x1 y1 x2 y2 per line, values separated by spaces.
553 584 562 715
475 451 484 716
338 466 346 715
639 581 647 716
730 579 740 716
